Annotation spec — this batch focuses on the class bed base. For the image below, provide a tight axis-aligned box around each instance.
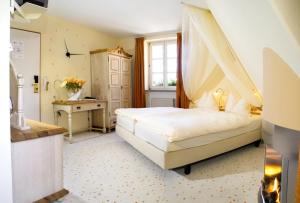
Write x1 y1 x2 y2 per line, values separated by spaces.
179 139 262 174
116 125 261 174
184 164 191 175
254 139 261 147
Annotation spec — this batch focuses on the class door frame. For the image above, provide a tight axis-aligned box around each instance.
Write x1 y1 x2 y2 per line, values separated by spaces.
10 27 42 121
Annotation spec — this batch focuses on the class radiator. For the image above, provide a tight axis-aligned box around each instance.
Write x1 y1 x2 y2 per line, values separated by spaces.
150 98 175 107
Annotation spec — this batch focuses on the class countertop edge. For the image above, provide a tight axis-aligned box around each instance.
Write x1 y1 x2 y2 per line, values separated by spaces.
11 120 67 143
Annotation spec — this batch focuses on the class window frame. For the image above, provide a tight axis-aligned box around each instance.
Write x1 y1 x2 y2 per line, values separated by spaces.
148 39 177 90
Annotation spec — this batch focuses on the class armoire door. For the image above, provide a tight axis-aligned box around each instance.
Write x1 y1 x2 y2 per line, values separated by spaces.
108 55 121 117
121 58 131 108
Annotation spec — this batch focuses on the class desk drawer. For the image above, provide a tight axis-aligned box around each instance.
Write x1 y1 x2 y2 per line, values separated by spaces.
72 102 104 112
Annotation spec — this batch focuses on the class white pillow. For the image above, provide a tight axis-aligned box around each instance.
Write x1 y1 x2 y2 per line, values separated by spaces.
195 92 219 111
231 99 250 116
195 92 208 107
225 94 237 112
197 92 218 111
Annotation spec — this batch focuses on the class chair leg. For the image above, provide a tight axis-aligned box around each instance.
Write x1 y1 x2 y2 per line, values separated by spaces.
184 164 191 175
254 139 261 147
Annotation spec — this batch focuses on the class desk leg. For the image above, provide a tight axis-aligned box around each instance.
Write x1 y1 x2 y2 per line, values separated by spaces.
68 113 73 143
54 111 58 125
88 110 92 132
102 108 106 133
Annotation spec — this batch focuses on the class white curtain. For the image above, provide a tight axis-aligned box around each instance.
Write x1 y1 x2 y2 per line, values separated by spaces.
182 5 262 106
182 6 217 103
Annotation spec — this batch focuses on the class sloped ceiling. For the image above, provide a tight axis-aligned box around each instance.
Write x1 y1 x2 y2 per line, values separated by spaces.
47 0 182 37
206 0 300 91
182 0 209 9
271 0 300 46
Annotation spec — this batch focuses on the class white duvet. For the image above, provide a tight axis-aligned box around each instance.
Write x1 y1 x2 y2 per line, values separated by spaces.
136 108 252 142
115 107 184 121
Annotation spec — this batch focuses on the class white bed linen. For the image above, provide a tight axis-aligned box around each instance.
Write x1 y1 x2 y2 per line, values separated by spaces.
136 108 252 142
116 107 184 133
117 114 136 133
135 115 261 152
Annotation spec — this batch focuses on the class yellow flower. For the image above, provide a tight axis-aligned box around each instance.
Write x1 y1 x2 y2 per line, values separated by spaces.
60 80 67 87
61 77 85 90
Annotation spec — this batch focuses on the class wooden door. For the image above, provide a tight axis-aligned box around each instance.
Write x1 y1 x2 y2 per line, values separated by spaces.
108 55 121 117
121 58 131 108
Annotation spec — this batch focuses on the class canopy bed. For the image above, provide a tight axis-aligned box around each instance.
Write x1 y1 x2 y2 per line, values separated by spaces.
116 5 263 174
116 106 261 174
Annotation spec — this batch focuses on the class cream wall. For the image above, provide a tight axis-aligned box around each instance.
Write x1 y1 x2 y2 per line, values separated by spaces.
263 48 300 131
117 37 135 56
12 15 118 132
207 0 300 91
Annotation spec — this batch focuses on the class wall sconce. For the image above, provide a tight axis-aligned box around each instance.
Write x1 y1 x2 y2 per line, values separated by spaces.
253 89 263 106
251 89 263 115
214 88 225 111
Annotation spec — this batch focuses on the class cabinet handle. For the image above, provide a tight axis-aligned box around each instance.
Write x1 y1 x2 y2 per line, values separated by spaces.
76 106 81 110
97 104 101 107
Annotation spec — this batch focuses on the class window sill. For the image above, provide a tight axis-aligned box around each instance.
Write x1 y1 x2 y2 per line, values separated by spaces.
146 89 176 92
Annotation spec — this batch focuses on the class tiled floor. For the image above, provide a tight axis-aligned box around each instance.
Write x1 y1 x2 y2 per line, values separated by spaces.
59 132 264 203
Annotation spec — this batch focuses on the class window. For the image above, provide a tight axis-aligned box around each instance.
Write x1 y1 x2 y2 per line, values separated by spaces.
149 39 177 90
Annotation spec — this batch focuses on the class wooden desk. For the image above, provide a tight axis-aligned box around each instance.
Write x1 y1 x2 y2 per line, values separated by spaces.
52 99 106 143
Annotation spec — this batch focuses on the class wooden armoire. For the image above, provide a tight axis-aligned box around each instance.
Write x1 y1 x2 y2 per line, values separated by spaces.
90 46 132 130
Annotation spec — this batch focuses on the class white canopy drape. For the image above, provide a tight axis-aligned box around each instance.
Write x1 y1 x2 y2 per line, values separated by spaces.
182 5 262 106
182 6 217 103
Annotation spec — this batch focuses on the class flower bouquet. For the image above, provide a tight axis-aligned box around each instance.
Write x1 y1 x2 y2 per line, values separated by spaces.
61 77 86 100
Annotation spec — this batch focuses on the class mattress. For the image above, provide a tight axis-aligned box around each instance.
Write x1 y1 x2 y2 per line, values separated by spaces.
135 108 253 142
117 114 136 133
116 107 184 133
134 115 261 152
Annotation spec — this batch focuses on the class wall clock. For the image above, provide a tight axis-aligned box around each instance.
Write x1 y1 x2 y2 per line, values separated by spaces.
64 39 84 58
